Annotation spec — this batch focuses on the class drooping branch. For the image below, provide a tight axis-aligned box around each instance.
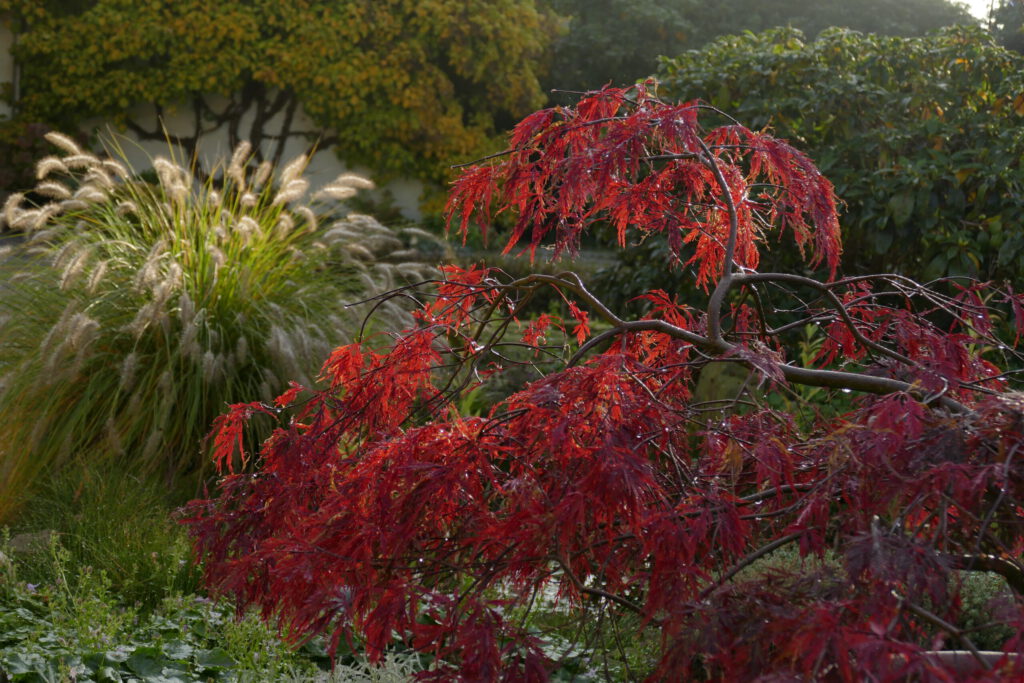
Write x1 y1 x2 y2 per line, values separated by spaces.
699 136 740 345
942 552 1024 596
486 271 971 413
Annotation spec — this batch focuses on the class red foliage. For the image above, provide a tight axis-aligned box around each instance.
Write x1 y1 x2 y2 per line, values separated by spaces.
446 84 840 288
183 87 1024 680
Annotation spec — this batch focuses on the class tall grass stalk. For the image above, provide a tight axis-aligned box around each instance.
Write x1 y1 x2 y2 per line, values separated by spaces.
0 136 438 521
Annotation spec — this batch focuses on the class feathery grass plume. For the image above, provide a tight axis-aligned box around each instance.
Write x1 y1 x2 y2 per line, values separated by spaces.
395 262 429 281
234 216 260 241
313 173 375 202
178 292 195 327
134 240 167 291
101 158 129 179
260 368 281 395
253 160 272 190
85 167 115 189
272 178 309 206
167 181 189 203
235 335 249 365
344 243 376 261
44 131 83 155
39 304 77 359
227 141 252 187
181 316 201 360
86 260 108 294
127 302 158 339
11 208 42 232
330 172 376 190
0 134 436 522
119 353 138 391
60 247 92 290
73 185 108 204
64 153 101 169
43 338 69 377
37 181 72 200
68 313 100 351
201 351 224 381
36 156 68 180
206 243 226 267
279 154 307 186
157 370 172 395
295 205 317 232
52 239 82 271
274 214 294 238
26 229 57 246
141 429 164 463
2 192 24 228
37 203 64 230
267 325 296 363
240 192 258 209
312 185 357 202
61 199 90 212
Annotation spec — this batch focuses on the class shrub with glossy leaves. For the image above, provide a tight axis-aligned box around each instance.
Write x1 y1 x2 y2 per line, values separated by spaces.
185 86 1024 680
0 136 439 521
653 25 1024 282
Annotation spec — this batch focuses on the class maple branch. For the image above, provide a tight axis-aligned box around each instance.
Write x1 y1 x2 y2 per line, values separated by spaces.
899 597 992 671
699 136 740 345
942 552 1024 596
492 268 973 412
451 148 518 168
701 532 803 599
555 556 645 617
734 271 921 368
564 317 970 412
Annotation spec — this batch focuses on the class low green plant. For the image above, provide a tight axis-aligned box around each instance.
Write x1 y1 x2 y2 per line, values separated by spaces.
0 584 321 682
0 134 440 520
954 571 1017 651
0 524 429 682
311 651 425 682
11 463 199 609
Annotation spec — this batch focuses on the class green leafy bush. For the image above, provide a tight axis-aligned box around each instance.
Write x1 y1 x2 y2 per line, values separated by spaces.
0 135 440 521
607 26 1024 293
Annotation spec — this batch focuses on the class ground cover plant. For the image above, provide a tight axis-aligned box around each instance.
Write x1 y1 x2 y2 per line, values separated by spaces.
0 136 440 521
184 85 1024 680
0 479 430 682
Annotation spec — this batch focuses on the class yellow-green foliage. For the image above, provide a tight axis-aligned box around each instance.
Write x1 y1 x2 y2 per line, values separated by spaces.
1 0 558 182
0 134 440 522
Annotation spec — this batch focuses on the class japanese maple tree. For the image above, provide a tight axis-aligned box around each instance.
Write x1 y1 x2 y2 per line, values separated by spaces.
183 85 1024 680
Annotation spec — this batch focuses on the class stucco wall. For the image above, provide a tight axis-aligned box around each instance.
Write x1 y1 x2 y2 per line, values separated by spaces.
99 96 424 220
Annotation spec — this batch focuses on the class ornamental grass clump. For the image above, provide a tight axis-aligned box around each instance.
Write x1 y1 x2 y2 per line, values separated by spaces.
0 135 439 521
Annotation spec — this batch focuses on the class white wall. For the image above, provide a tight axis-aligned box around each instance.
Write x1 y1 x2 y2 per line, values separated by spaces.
101 96 424 220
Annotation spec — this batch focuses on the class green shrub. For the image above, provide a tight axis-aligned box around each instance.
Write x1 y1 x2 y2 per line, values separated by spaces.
604 25 1024 298
0 135 440 521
